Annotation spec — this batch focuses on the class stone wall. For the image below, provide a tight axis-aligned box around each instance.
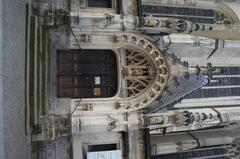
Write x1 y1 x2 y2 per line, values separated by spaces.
1 0 31 158
0 0 5 158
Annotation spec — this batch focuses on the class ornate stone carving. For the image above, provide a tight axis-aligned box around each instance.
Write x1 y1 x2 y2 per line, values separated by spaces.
123 49 155 97
116 33 170 111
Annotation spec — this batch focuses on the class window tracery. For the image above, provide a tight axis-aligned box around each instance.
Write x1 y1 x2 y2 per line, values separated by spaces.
115 34 170 111
123 49 156 97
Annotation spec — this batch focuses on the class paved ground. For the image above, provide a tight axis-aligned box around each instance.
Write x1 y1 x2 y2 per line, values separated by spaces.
0 0 31 158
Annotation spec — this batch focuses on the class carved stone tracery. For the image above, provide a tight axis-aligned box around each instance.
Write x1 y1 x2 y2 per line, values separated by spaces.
123 49 156 97
116 34 170 111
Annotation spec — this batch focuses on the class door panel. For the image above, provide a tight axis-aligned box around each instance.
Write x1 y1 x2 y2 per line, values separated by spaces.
57 49 118 98
88 0 112 8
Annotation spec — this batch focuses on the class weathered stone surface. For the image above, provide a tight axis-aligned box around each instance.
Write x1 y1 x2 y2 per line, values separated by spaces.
1 0 31 158
0 0 5 158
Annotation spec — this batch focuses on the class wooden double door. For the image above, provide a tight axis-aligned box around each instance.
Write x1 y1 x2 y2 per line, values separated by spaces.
57 49 118 98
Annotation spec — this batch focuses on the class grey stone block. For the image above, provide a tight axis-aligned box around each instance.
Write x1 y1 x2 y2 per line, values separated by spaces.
1 0 31 158
0 0 4 157
0 76 3 103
